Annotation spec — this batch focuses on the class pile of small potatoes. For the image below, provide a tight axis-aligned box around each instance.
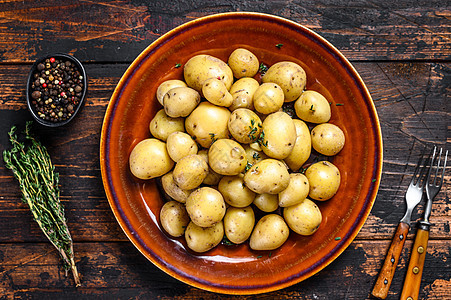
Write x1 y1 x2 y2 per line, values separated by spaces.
129 48 345 253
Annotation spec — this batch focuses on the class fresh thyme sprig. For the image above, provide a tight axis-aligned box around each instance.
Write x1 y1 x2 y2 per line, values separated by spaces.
3 122 81 287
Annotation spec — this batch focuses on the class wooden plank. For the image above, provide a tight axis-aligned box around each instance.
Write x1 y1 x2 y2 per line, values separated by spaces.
0 241 448 299
0 1 449 63
0 62 449 242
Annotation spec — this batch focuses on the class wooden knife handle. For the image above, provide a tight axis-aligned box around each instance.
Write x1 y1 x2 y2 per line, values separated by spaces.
371 222 410 299
400 228 430 300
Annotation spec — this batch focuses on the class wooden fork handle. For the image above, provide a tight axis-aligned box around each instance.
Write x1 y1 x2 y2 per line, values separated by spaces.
400 227 430 300
371 222 410 299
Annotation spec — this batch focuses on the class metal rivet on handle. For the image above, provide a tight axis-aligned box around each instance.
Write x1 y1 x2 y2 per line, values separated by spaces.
413 267 419 274
417 246 424 254
399 234 404 240
407 297 413 300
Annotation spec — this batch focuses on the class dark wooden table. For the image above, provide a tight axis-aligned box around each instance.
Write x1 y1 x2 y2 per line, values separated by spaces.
0 1 449 299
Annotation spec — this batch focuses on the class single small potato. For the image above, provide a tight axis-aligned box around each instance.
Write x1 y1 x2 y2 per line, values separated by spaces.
262 61 307 102
185 187 226 227
228 48 259 79
156 79 187 105
249 214 289 251
166 131 198 162
185 221 224 253
173 154 208 190
244 144 268 166
160 201 190 237
197 149 223 186
161 171 192 203
228 108 262 144
311 123 345 156
224 206 255 244
163 86 200 118
184 54 233 92
129 138 174 180
261 112 296 160
202 78 233 107
284 198 322 235
229 77 260 111
278 173 309 207
305 161 341 201
208 139 247 176
149 109 185 142
284 119 311 171
185 102 231 148
218 175 256 208
294 90 331 123
253 83 285 114
244 159 290 194
253 193 279 212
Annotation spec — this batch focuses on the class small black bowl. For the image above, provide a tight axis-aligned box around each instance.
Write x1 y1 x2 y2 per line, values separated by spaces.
26 53 87 127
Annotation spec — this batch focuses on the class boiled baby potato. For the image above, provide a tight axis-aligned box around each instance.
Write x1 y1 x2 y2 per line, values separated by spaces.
163 86 200 118
186 187 226 227
244 159 290 194
185 221 224 253
149 109 185 142
166 131 198 162
156 79 187 106
253 193 279 213
160 201 190 237
283 198 322 235
228 108 262 144
173 154 208 190
244 144 267 166
161 171 192 203
129 138 174 180
228 48 259 79
311 123 345 156
229 77 259 111
218 175 256 208
249 214 289 251
305 161 341 201
208 139 247 176
224 206 255 244
261 112 296 160
202 78 233 107
278 173 310 207
197 149 223 186
253 83 284 114
284 119 311 171
262 61 306 102
184 54 233 92
185 102 231 148
294 90 331 123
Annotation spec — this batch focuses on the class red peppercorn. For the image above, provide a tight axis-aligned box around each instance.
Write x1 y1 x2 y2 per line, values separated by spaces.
42 83 47 88
60 92 66 97
50 57 55 63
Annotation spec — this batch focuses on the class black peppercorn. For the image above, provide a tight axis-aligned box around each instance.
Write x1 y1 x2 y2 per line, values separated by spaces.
29 56 85 123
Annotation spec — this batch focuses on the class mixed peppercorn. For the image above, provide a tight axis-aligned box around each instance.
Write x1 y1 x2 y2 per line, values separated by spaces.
29 57 84 123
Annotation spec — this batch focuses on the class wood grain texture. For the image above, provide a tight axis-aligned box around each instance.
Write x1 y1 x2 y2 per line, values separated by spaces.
0 1 450 298
0 0 449 62
0 241 448 299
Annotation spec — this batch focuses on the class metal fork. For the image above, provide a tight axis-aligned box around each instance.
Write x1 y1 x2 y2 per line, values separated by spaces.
401 147 448 300
372 148 432 299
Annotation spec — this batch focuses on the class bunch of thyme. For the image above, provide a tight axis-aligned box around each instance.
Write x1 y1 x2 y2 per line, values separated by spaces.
3 122 81 286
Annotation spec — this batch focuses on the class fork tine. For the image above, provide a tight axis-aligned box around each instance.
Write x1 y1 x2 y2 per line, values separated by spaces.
436 149 448 187
415 147 433 187
412 147 428 185
432 148 442 186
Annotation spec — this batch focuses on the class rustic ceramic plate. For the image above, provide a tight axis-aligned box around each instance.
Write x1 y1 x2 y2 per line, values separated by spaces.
100 12 383 294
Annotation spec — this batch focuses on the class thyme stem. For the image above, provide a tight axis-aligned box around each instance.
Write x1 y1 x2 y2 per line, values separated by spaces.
3 122 81 287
